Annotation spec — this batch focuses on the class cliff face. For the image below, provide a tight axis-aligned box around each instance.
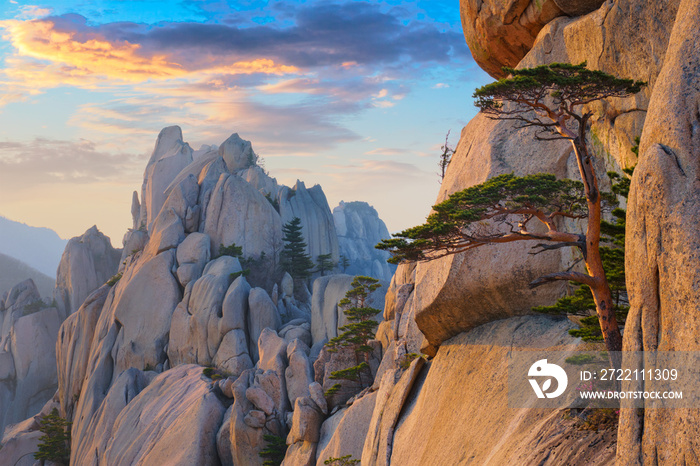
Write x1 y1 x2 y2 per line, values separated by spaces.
617 0 700 462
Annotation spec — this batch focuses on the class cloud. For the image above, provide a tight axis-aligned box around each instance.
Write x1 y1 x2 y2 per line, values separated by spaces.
0 1 470 115
433 82 450 89
114 2 465 69
0 17 297 85
0 137 142 189
66 92 362 155
17 6 52 19
365 147 408 156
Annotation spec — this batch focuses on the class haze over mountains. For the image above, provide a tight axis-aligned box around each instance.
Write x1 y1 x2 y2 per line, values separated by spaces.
0 216 68 277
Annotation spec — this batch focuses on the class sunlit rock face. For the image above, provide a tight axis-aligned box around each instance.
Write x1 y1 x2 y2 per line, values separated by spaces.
459 0 608 79
387 316 616 465
617 0 700 462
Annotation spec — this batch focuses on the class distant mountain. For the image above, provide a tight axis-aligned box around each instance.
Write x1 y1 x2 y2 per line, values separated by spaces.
0 252 55 299
0 216 67 278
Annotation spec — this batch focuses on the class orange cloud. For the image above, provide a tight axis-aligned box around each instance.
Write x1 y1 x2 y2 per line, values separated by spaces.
0 17 299 106
0 19 185 81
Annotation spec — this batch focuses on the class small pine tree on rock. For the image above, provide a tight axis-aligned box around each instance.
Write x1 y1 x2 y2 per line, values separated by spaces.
316 253 335 276
280 217 315 281
339 255 350 272
324 276 382 396
35 408 71 465
259 434 287 466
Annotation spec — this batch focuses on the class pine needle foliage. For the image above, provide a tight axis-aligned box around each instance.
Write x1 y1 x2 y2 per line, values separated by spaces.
218 243 243 258
34 408 71 465
324 276 382 393
325 455 361 465
474 62 645 123
316 253 335 276
259 434 287 466
377 173 590 264
280 217 315 280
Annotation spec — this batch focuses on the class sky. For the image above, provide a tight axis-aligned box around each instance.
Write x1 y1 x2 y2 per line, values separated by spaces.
0 0 491 246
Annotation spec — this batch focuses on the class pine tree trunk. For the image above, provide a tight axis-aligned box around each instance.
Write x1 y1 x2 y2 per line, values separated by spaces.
572 136 623 369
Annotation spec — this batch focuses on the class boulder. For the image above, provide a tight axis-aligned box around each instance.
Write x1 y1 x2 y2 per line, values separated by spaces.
54 225 121 318
332 201 396 282
617 1 700 463
213 329 253 377
279 322 312 348
285 340 314 406
288 397 324 444
219 133 257 172
175 232 211 287
459 0 564 78
282 441 317 466
308 382 328 416
248 289 282 362
258 328 287 377
281 272 294 298
167 256 241 368
120 229 148 267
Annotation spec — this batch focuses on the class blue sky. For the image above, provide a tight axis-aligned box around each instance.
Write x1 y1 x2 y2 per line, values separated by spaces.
0 0 490 243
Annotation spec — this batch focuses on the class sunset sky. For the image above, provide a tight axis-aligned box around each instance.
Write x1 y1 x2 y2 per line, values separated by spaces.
0 0 490 245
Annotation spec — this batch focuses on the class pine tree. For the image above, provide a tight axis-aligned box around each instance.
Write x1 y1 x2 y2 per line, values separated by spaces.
316 253 335 276
34 408 71 465
280 217 315 280
339 255 350 272
324 276 382 396
259 434 287 466
378 63 645 368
